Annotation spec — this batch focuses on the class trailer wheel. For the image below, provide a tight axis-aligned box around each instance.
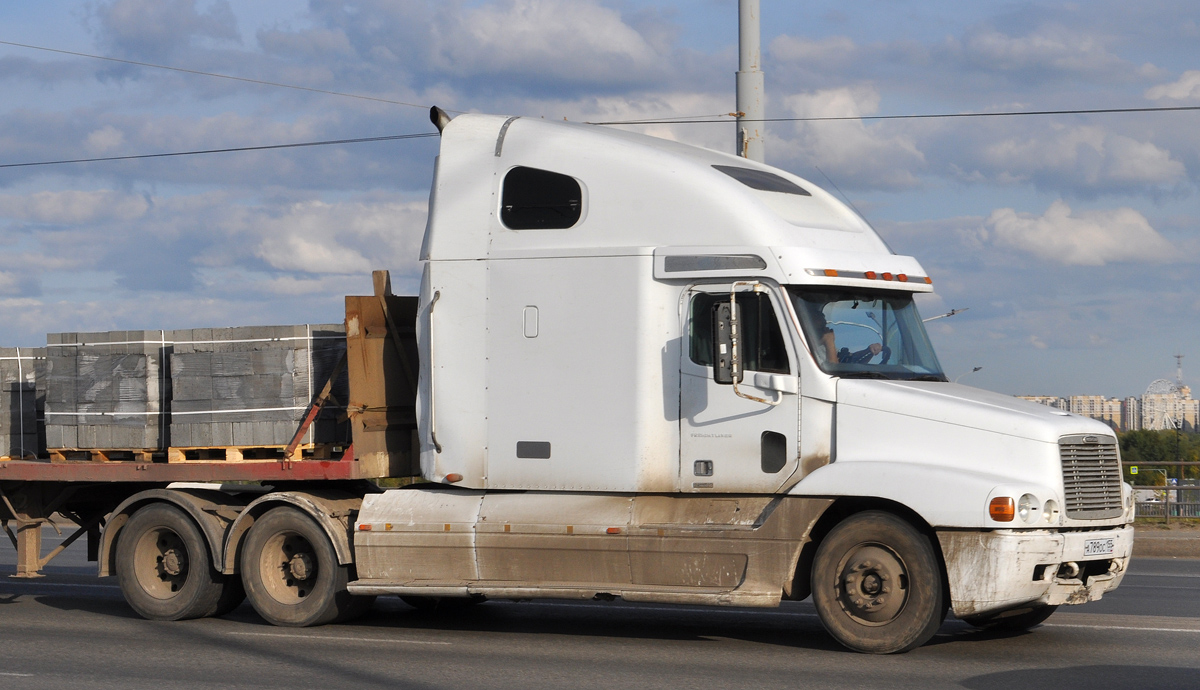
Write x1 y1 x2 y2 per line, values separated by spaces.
241 506 372 627
963 604 1057 632
811 511 946 654
116 503 227 621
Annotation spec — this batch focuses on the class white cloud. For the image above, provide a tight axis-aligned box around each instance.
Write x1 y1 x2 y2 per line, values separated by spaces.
85 126 126 154
1145 70 1200 101
985 200 1175 266
955 26 1128 75
772 86 925 189
251 199 427 275
537 91 734 152
0 272 27 296
973 124 1186 191
770 35 857 65
0 190 149 224
257 234 371 274
430 0 663 84
92 0 240 57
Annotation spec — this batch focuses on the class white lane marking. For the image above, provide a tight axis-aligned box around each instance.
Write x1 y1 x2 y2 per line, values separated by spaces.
1118 584 1200 591
227 631 450 645
1126 572 1200 579
0 672 33 677
1046 624 1200 633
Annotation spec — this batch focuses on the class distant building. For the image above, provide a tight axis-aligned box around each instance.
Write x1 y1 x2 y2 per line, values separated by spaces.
1069 395 1122 430
1017 395 1067 411
1017 380 1197 433
1122 397 1141 432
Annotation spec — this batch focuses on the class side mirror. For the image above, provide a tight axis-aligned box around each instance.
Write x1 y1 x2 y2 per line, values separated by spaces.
712 301 742 384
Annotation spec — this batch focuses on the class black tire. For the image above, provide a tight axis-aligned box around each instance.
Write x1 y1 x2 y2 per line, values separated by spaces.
811 511 946 654
963 604 1058 631
240 506 373 627
401 595 486 612
212 576 247 617
116 503 226 621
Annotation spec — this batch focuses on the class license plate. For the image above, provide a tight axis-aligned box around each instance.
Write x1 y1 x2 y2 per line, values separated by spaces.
1084 538 1115 556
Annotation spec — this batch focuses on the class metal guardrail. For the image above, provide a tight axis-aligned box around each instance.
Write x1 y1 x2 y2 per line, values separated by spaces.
1136 502 1200 518
1135 485 1200 520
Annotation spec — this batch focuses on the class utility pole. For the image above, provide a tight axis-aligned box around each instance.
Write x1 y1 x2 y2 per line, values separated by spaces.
1175 353 1185 484
736 0 765 162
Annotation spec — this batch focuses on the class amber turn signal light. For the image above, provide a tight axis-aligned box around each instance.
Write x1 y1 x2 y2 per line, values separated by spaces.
989 497 1015 522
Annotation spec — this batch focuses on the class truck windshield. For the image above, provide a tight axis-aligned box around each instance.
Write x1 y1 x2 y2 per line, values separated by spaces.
788 287 947 381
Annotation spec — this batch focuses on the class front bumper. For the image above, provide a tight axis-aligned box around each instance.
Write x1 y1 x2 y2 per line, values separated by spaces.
937 525 1134 618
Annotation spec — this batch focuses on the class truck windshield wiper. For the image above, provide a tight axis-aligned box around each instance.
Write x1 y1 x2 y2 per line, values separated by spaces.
908 375 947 382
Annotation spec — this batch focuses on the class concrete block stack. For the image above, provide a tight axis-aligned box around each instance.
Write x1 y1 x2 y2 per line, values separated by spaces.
44 332 171 450
169 325 348 448
0 348 46 459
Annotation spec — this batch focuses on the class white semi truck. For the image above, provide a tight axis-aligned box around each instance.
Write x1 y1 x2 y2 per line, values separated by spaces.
1 108 1133 654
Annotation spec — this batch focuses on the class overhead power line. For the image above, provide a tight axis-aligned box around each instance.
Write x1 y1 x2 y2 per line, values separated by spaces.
0 39 437 111
0 132 438 169
589 104 1200 126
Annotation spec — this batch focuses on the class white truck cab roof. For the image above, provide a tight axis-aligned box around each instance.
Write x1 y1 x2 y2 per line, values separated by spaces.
422 113 932 292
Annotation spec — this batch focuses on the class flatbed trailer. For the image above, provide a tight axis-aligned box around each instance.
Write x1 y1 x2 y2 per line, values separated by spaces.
0 273 417 580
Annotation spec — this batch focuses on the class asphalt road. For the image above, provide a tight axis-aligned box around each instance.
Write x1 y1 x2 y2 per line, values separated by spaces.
0 529 1197 689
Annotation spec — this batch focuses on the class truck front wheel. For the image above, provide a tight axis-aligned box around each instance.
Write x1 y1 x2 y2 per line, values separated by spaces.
240 506 371 627
115 503 229 621
811 511 946 654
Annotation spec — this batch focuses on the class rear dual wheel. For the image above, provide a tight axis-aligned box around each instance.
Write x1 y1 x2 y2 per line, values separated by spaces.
240 506 373 627
116 503 245 621
811 511 947 654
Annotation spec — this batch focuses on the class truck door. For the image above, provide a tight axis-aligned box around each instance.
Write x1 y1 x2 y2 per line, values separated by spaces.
679 285 800 493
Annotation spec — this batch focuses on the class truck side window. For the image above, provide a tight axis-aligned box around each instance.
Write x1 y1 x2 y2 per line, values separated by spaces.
500 166 583 229
689 292 789 374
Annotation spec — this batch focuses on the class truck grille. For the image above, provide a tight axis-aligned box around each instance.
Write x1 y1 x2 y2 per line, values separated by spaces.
1060 434 1123 520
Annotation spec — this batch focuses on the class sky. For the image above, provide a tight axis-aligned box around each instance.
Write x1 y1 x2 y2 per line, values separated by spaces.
0 0 1197 398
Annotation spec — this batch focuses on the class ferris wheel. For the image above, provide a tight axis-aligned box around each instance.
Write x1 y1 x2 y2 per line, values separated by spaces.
1143 378 1183 430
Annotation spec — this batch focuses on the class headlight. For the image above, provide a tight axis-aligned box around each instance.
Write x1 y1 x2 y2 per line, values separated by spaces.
1042 499 1060 524
1018 493 1039 523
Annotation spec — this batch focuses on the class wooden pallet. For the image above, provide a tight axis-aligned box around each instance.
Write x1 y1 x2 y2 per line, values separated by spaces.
167 445 308 463
50 449 156 463
46 444 346 464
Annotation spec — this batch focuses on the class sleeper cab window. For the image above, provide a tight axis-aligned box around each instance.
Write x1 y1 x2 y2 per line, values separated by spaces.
689 292 790 375
500 166 583 229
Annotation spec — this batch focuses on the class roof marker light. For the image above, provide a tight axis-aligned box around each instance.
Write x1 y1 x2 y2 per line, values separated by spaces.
882 272 894 281
897 274 908 282
924 277 933 284
865 271 877 280
824 269 838 277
